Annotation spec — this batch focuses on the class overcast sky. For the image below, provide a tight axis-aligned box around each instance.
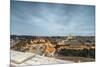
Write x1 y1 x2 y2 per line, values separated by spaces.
10 1 95 36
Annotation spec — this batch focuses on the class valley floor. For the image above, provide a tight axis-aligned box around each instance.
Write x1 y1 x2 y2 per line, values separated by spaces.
54 55 95 63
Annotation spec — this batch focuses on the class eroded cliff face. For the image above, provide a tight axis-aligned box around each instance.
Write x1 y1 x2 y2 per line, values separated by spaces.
11 38 56 56
10 36 95 58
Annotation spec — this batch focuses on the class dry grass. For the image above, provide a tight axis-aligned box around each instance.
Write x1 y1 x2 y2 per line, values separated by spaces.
54 56 95 63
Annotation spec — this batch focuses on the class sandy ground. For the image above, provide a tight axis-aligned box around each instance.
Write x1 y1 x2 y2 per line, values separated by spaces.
10 51 73 67
10 50 95 67
54 55 95 63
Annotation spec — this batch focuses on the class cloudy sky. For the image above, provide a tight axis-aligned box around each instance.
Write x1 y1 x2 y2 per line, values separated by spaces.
10 1 95 36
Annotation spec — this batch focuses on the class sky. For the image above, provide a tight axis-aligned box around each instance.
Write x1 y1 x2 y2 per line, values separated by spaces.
10 1 95 36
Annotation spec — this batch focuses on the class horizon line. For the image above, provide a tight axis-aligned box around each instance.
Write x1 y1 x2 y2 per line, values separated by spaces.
10 34 95 37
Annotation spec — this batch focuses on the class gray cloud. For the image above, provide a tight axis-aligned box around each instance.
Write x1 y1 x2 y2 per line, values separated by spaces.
11 1 95 36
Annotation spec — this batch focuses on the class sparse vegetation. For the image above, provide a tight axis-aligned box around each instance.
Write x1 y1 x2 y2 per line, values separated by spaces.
58 48 95 58
10 35 95 61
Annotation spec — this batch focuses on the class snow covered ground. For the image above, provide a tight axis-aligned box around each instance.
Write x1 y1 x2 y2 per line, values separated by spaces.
11 50 73 67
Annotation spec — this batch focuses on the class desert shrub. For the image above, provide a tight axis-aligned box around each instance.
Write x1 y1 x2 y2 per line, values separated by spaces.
58 48 95 58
